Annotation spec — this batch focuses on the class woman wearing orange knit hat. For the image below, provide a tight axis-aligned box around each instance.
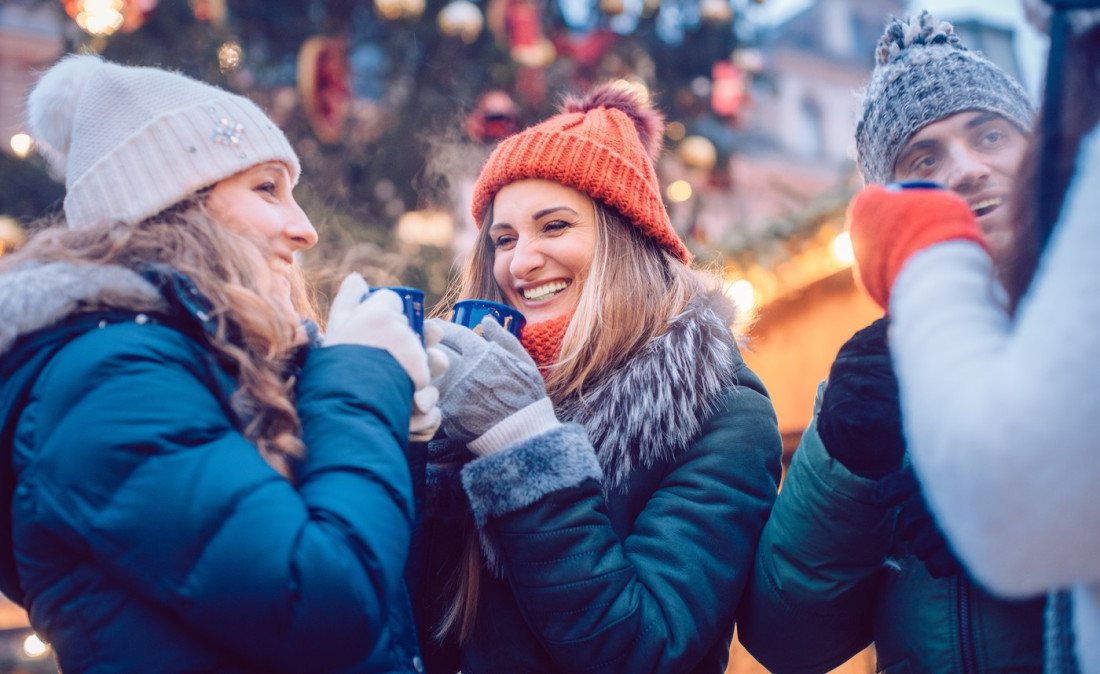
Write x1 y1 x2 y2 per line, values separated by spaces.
413 81 782 672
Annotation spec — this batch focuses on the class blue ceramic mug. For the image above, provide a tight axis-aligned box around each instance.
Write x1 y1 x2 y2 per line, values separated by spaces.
364 286 425 343
451 299 527 338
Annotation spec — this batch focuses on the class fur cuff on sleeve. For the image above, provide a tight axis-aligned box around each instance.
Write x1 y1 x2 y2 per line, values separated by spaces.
460 423 601 527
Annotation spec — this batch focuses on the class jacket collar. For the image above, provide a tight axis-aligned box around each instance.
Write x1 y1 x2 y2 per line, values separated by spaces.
556 290 742 487
0 261 167 356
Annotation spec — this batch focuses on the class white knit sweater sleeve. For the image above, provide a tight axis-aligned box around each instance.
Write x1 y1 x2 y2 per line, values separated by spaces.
888 128 1100 599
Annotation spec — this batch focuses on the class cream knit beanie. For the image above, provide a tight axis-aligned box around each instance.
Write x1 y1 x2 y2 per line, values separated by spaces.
26 54 300 230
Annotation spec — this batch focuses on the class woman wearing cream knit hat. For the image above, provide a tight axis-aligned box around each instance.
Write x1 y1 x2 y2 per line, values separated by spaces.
0 54 442 672
412 81 782 672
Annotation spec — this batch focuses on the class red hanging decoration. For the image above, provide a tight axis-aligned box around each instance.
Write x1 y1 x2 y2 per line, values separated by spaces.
297 36 351 144
505 0 554 68
711 61 748 118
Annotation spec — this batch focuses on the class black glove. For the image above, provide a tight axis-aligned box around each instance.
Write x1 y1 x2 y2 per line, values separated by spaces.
874 466 964 578
816 317 906 480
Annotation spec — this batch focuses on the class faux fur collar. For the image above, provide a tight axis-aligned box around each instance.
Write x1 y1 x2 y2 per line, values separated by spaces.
0 261 167 355
556 290 741 487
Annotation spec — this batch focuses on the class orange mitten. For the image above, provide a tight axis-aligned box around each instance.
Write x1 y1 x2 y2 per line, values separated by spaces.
847 184 987 310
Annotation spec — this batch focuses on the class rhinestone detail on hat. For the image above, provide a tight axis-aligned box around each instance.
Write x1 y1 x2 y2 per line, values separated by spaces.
213 118 244 146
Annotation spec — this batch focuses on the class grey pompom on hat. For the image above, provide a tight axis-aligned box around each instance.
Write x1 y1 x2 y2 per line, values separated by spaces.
26 54 300 230
854 11 1035 185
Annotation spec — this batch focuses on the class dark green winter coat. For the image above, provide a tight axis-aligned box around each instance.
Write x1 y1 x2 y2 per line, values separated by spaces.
736 382 1045 674
417 292 783 673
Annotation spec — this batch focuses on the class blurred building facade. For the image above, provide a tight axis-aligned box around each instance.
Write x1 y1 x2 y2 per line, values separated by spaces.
707 0 1027 459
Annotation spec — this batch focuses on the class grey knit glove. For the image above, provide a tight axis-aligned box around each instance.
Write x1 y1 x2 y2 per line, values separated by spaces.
409 319 449 442
431 316 559 454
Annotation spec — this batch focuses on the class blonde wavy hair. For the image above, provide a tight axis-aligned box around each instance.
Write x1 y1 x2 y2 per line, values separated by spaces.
434 196 710 641
3 198 316 478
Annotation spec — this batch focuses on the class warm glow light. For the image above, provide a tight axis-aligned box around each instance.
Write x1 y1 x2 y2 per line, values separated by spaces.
396 210 455 247
666 121 686 142
0 216 27 255
437 0 483 43
666 180 693 203
10 133 32 158
23 633 48 658
832 231 854 266
218 41 243 73
76 0 126 35
375 0 424 19
724 279 755 313
678 135 717 171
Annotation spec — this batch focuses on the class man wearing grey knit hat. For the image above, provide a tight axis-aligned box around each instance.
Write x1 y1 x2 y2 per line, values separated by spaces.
856 10 1035 262
736 12 1046 674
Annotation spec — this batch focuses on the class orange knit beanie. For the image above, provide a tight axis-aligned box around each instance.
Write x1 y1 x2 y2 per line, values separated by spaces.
471 82 692 263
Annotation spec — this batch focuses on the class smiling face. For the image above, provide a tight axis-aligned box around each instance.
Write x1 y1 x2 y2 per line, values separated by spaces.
893 111 1030 263
489 179 598 324
206 161 318 318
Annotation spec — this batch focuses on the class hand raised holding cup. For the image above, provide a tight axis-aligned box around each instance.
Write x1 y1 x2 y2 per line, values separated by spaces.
363 286 425 344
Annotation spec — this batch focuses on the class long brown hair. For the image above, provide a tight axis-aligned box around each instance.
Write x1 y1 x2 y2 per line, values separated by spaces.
434 195 711 641
1 199 312 478
1001 22 1100 312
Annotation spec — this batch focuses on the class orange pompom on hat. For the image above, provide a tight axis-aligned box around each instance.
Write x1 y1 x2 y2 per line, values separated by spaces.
471 81 691 263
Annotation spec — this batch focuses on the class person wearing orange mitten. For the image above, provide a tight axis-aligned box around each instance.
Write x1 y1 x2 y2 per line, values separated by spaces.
859 3 1100 670
847 183 988 311
737 12 1045 674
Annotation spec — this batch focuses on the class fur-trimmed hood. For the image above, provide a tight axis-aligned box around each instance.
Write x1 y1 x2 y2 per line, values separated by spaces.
0 261 167 356
557 290 742 487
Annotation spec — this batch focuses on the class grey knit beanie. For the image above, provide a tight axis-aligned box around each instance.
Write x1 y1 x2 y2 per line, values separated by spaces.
26 54 300 230
855 11 1035 185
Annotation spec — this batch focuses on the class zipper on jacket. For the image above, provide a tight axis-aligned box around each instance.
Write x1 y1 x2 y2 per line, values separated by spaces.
958 575 979 674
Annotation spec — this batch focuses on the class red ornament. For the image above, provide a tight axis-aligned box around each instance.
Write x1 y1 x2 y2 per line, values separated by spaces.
297 36 351 144
711 61 747 118
465 90 520 143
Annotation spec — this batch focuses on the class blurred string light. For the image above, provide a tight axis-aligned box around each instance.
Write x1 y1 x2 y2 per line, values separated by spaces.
832 230 854 266
0 216 26 257
437 0 483 43
666 180 692 203
375 0 425 21
60 0 157 36
678 135 717 171
217 41 243 73
23 633 48 658
9 133 32 158
396 210 455 247
723 278 755 313
70 0 124 35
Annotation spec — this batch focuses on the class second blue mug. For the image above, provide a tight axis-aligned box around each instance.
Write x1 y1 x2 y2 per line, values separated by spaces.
451 299 526 338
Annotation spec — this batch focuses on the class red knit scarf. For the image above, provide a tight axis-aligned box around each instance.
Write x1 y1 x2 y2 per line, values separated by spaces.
520 313 573 373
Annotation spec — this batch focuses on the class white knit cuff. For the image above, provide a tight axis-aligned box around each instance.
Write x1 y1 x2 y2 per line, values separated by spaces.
468 397 561 457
